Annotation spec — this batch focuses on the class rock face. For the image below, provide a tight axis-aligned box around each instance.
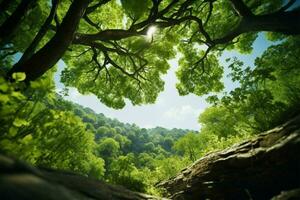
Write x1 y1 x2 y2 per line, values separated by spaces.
158 115 300 200
0 155 165 200
271 189 300 200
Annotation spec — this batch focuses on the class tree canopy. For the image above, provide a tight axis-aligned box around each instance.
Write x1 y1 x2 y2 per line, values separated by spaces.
1 0 300 108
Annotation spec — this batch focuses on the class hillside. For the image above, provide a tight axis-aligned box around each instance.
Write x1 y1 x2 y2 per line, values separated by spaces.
54 95 196 157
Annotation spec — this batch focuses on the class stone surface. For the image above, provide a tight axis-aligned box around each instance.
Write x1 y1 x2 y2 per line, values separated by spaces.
0 155 165 200
158 115 300 200
271 188 300 200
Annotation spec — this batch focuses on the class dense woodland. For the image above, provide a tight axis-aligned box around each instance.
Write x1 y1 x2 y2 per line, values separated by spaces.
1 0 300 196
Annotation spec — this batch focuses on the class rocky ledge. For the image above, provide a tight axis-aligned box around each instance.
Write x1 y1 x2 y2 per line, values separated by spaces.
158 114 300 199
0 155 165 200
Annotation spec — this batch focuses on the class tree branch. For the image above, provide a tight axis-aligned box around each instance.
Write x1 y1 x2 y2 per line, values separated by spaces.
229 0 253 17
0 0 38 46
83 14 101 30
75 29 141 43
278 0 297 12
85 0 111 14
18 0 60 64
8 0 91 82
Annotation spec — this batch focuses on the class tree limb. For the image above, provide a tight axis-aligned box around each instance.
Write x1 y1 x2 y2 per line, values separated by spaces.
0 0 38 46
229 0 253 17
8 0 91 82
18 0 60 64
278 0 297 12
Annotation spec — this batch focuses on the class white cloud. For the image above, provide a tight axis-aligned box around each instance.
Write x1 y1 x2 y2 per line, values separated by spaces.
156 97 166 106
55 87 63 93
164 105 202 121
64 88 81 101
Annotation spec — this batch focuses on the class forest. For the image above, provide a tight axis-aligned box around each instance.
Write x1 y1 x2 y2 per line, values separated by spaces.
0 0 300 198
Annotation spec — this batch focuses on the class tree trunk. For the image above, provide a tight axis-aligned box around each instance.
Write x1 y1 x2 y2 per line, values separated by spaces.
214 8 300 45
251 8 300 34
0 0 37 46
8 0 90 82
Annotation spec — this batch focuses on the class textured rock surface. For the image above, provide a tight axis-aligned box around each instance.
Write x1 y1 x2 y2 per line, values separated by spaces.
158 115 300 200
0 155 165 200
271 189 300 200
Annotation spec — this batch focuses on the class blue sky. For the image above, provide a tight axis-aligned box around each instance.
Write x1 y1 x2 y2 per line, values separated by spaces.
55 34 273 130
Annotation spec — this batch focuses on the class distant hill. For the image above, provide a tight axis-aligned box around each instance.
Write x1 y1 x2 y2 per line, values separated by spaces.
54 95 197 155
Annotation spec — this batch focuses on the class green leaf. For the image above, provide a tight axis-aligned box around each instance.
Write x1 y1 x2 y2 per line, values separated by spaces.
0 94 10 104
13 118 29 127
11 91 26 100
12 72 26 82
9 127 18 136
0 81 9 92
121 0 150 19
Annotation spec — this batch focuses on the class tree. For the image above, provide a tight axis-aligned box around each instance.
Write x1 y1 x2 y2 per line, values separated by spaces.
199 105 244 137
199 36 300 139
108 153 147 192
173 132 201 161
160 137 174 152
154 155 190 181
2 0 300 108
96 137 120 161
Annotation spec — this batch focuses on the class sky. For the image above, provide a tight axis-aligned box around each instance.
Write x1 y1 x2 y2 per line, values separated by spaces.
55 34 274 130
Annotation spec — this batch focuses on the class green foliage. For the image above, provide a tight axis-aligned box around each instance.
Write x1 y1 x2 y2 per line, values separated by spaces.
173 132 201 161
234 33 258 53
199 36 300 149
96 137 120 164
176 45 224 96
108 153 146 192
199 106 244 138
1 0 293 110
197 131 253 157
83 1 124 30
12 72 26 81
3 0 52 52
225 36 300 130
121 0 151 20
0 73 105 178
61 25 177 109
153 156 190 181
0 76 26 136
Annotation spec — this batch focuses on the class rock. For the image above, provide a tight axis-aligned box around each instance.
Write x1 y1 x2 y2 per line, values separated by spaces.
0 155 166 200
271 188 300 200
158 115 300 200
